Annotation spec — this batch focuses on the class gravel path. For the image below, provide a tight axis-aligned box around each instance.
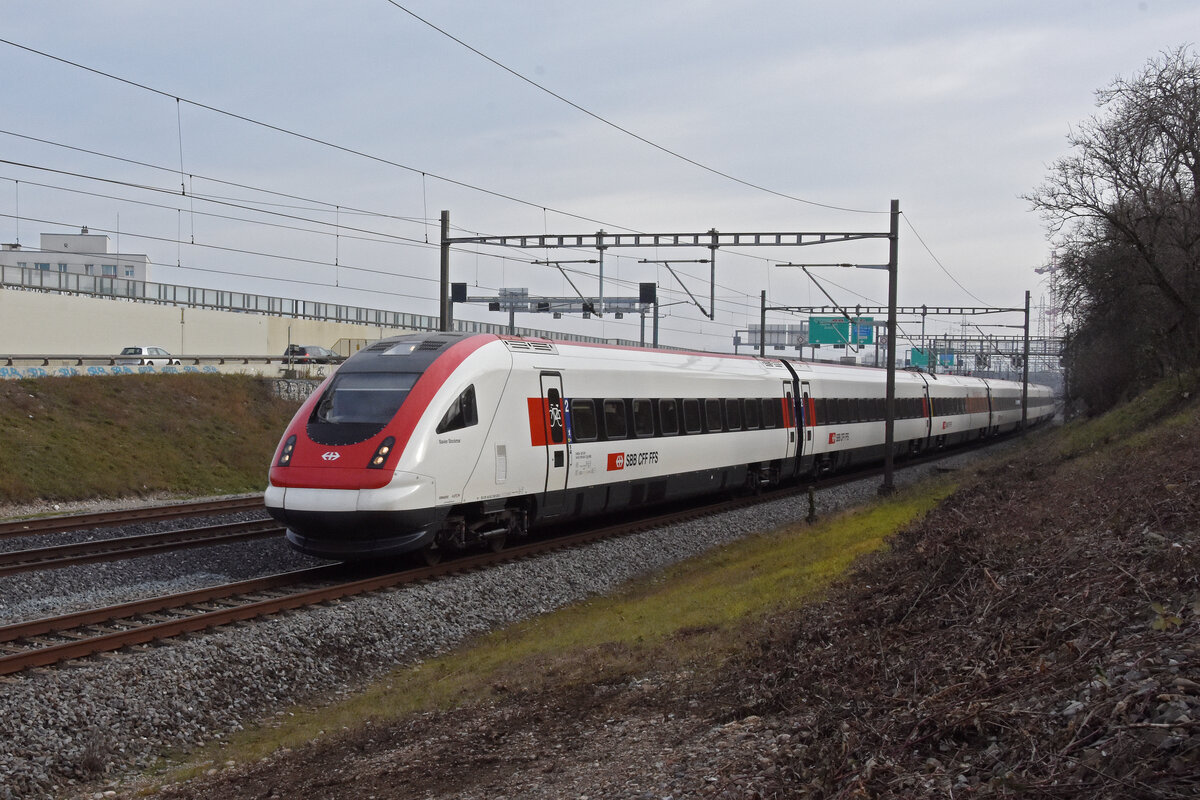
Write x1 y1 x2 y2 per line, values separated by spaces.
0 450 1002 800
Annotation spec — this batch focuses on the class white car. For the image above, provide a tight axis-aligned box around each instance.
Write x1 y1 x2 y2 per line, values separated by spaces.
117 345 179 365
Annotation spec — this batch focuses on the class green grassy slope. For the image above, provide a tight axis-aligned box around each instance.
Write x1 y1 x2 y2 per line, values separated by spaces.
0 375 303 505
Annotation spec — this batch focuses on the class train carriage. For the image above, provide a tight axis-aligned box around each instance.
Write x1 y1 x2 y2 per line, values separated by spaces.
266 332 1055 560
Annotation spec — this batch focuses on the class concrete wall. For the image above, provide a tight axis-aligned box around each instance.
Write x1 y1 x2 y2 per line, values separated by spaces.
0 288 418 358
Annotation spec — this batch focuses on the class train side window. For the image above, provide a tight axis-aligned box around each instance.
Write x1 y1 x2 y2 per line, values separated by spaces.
603 399 627 439
704 398 723 431
659 398 679 435
744 397 761 429
435 385 478 434
682 398 702 434
570 399 598 441
812 398 824 425
632 399 655 437
761 398 776 428
725 398 742 430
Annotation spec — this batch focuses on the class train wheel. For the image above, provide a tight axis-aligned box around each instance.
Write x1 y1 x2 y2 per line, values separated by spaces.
418 544 442 566
487 533 506 553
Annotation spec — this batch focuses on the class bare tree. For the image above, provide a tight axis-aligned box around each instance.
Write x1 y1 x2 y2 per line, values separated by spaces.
1028 46 1200 407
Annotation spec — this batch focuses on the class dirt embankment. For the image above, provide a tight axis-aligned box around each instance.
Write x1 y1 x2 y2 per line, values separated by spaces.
146 398 1200 799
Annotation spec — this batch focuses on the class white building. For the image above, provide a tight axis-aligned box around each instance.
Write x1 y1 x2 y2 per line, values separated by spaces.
0 228 151 281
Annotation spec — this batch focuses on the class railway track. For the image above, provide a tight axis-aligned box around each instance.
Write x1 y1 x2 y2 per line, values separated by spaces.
0 495 265 540
0 442 1004 675
0 519 284 576
0 482 787 676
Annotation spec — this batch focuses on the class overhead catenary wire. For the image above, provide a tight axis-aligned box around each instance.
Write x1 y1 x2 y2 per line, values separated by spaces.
0 130 787 312
0 38 632 233
0 35 999 345
0 206 767 336
382 1 882 216
0 162 972 346
0 128 430 224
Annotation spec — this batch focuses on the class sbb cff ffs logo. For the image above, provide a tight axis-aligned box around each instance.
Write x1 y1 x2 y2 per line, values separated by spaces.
608 451 659 471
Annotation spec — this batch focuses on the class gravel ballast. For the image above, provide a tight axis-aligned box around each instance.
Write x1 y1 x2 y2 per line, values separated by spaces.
0 453 995 799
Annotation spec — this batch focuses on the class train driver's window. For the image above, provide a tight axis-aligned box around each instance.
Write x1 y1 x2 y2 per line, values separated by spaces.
603 399 627 439
570 399 598 441
632 399 655 437
436 385 478 434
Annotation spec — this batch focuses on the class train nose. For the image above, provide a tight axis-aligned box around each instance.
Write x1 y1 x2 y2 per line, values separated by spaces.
265 472 445 558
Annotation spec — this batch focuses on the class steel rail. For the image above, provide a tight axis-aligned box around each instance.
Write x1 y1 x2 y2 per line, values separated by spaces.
0 519 284 576
0 438 1022 675
0 486 789 675
0 564 346 645
0 495 265 540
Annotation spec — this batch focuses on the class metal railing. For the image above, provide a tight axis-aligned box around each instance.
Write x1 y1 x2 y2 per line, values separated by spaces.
0 264 638 346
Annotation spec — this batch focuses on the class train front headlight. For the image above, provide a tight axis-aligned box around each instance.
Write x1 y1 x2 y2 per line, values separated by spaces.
276 435 297 466
368 436 396 469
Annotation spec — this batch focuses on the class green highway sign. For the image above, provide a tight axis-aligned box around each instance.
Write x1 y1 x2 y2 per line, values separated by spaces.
808 316 874 346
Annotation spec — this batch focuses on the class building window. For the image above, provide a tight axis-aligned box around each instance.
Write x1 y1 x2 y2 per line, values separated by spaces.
58 263 68 272
102 264 117 276
35 262 50 270
85 264 94 275
124 266 135 277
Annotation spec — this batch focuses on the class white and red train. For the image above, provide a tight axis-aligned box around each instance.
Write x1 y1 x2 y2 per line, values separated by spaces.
265 332 1055 559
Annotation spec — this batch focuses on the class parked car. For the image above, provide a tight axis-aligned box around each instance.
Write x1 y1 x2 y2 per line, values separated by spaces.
283 344 344 364
116 345 179 365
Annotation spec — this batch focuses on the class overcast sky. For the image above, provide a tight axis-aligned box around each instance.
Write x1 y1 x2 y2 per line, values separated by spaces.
3 1 1197 353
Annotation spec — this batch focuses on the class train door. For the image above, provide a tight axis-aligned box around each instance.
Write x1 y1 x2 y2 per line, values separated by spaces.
538 372 568 516
783 381 798 461
982 380 996 435
800 381 813 453
922 386 933 446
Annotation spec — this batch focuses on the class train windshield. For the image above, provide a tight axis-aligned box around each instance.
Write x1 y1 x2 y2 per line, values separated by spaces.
314 372 421 425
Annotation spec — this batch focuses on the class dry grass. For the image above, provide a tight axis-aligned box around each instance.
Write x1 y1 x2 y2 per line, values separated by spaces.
160 480 956 778
0 375 301 504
